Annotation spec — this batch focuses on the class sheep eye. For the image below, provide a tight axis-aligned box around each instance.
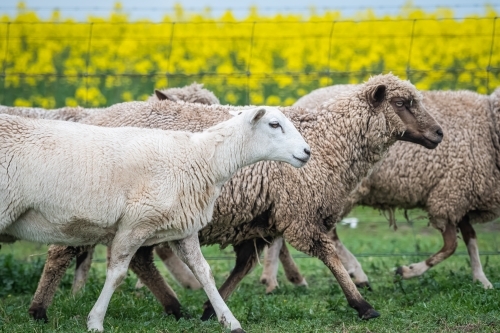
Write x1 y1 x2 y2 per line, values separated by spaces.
395 101 404 107
269 122 280 129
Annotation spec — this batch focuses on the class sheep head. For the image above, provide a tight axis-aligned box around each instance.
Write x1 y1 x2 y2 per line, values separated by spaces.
149 82 220 105
230 107 311 169
365 74 443 149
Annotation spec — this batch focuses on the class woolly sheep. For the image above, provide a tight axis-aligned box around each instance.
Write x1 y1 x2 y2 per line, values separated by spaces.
25 73 443 323
0 106 311 332
260 85 500 293
148 82 220 105
0 82 218 122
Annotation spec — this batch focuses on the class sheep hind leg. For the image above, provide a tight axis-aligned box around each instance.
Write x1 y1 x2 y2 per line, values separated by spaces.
72 248 95 294
331 228 370 290
201 238 267 322
259 237 282 293
129 245 184 319
284 229 379 320
279 239 308 288
458 218 493 289
170 233 244 333
87 231 143 332
155 244 202 290
395 221 457 279
29 245 90 322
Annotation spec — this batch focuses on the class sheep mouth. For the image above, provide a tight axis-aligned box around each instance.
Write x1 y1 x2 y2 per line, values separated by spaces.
421 134 442 149
400 132 442 149
293 155 310 164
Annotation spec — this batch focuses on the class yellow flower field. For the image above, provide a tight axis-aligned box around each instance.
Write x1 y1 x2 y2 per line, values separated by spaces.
0 3 499 107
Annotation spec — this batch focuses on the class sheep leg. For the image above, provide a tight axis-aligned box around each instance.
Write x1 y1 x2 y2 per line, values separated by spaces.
260 236 308 294
201 238 268 321
279 238 308 287
29 245 90 322
395 221 457 279
259 237 282 293
285 230 379 320
154 244 202 290
330 228 371 290
169 233 244 333
128 245 185 319
87 231 142 332
458 218 493 288
72 247 95 294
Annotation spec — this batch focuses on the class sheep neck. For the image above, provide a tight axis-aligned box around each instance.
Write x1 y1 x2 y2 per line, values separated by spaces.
313 107 394 198
190 121 250 188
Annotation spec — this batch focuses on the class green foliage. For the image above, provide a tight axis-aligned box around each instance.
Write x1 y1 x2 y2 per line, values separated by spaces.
1 207 499 332
0 253 45 297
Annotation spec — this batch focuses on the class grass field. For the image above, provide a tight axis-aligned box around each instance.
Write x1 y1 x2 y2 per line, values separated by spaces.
1 207 499 333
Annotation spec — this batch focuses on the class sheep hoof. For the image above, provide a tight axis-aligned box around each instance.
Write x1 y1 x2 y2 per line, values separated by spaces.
355 282 373 291
28 305 48 323
360 308 380 320
231 329 246 333
395 266 404 276
164 306 184 320
200 305 215 321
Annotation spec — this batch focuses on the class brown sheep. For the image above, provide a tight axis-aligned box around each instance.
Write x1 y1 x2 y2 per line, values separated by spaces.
260 85 500 293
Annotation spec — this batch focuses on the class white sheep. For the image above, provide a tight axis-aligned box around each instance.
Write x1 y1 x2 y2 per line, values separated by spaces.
0 107 310 332
0 82 218 294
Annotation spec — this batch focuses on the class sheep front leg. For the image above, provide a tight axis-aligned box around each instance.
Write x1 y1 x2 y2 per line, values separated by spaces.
201 238 268 321
29 245 90 322
458 218 493 288
284 229 379 320
87 232 142 332
395 221 457 279
331 228 370 290
169 234 244 333
129 245 185 319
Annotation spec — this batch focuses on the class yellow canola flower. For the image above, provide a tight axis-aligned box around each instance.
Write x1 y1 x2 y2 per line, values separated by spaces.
0 5 498 108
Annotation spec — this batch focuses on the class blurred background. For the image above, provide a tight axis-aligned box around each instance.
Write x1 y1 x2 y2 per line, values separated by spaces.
1 5 500 330
0 1 499 108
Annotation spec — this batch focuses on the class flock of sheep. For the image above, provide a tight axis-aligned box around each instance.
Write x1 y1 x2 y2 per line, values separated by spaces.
0 72 497 332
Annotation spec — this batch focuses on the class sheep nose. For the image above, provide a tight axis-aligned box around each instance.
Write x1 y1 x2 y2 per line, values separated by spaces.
304 148 311 156
436 128 443 138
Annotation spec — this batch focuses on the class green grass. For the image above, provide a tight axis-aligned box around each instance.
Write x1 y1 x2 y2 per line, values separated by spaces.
1 207 499 332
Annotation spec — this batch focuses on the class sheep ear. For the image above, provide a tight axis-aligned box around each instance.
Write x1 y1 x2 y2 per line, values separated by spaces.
228 110 242 117
155 90 178 101
367 84 386 109
250 108 266 125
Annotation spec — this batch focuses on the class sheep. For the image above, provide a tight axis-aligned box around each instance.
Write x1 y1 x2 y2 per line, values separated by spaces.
0 82 218 122
0 106 311 332
0 82 217 293
23 73 443 323
259 85 500 293
148 82 220 105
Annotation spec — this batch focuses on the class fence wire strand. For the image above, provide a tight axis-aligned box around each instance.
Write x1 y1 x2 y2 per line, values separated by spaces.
0 17 500 261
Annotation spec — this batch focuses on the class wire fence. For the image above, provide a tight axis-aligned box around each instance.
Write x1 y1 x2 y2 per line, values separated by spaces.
1 16 500 107
0 14 500 262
